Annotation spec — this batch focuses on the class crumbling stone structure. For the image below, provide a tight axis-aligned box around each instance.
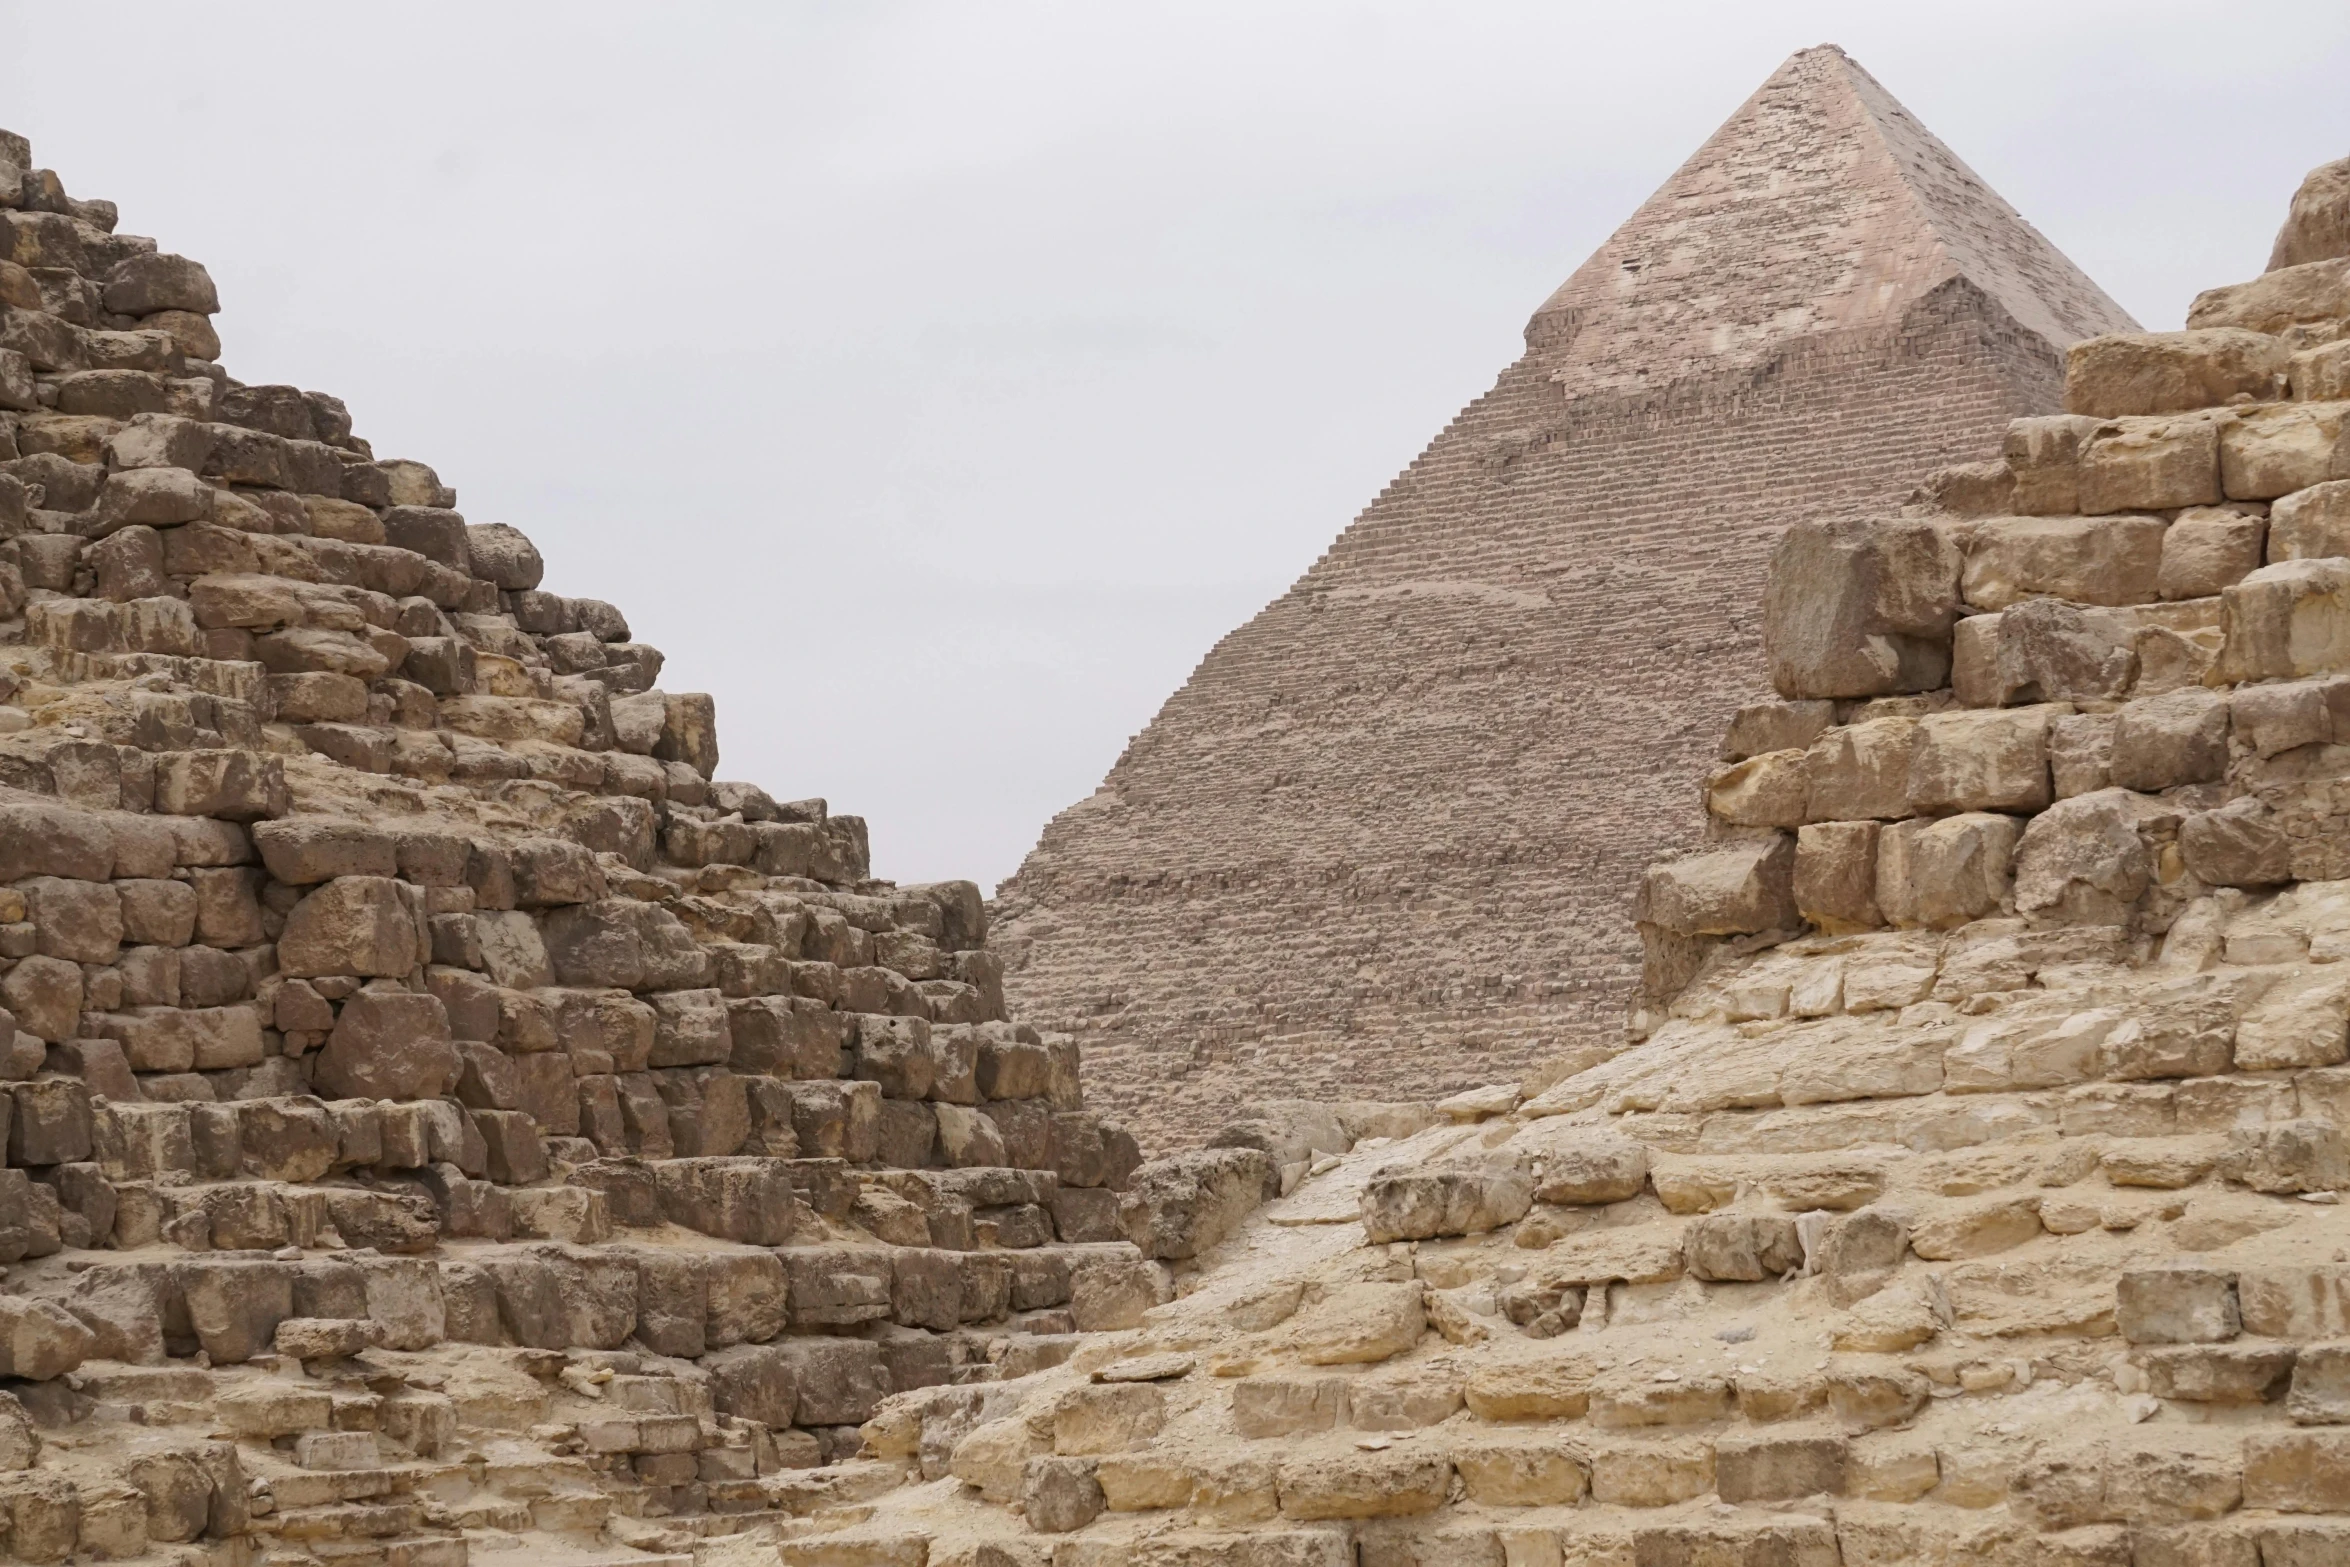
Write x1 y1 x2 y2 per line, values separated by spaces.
993 46 2140 1149
811 150 2350 1567
0 121 1289 1567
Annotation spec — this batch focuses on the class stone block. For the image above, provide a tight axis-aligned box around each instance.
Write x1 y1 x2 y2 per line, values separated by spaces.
1358 1165 1532 1242
1119 1147 1277 1258
2079 414 2226 513
2065 329 2292 417
2271 479 2350 561
2119 1267 2240 1344
1764 517 1959 699
2140 1343 2297 1403
2110 689 2229 791
2160 506 2266 599
2012 788 2153 925
1908 706 2055 813
2221 1119 2350 1194
1275 1450 1449 1520
2218 558 2350 682
1961 513 2165 609
1713 1433 1848 1502
1637 834 1796 938
1876 812 2019 930
2223 401 2350 500
654 1157 798 1245
1802 717 1914 822
2245 1429 2350 1512
314 989 457 1102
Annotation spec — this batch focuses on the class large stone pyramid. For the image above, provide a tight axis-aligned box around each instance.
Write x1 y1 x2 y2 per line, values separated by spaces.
813 150 2350 1567
992 46 2139 1149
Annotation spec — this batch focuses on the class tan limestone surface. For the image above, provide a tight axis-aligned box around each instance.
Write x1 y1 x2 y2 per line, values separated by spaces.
0 118 1319 1567
992 46 2141 1153
807 151 2350 1567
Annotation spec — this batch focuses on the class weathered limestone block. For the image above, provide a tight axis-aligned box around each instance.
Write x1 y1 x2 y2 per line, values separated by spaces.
1232 1376 1343 1438
277 877 422 978
313 989 458 1102
1764 517 1959 699
1908 706 2055 814
1638 835 1796 938
1285 1282 1426 1366
2182 797 2293 888
1119 1148 1276 1259
1359 1163 1531 1242
1516 1124 1648 1205
1990 598 2136 703
2235 971 2350 1071
1023 1456 1105 1533
2192 256 2350 333
1722 699 1835 762
2079 414 2226 514
2065 329 2292 417
1803 717 1914 821
2119 1267 2241 1344
0 1296 92 1381
2222 401 2350 500
2290 1343 2350 1425
2244 1428 2350 1513
1715 1434 1849 1502
1274 1450 1450 1520
1876 813 2018 929
1961 514 2165 609
1707 749 1808 828
2013 789 2152 925
2222 1119 2350 1194
2160 506 2266 599
1794 820 1881 931
2005 413 2104 515
1682 1213 1802 1280
2209 563 2350 686
2139 1342 2296 1403
2272 480 2350 561
1587 1439 1715 1507
2269 156 2350 270
656 1157 798 1245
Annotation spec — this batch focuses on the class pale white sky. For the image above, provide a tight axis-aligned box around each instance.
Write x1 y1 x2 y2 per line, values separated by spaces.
5 3 2347 888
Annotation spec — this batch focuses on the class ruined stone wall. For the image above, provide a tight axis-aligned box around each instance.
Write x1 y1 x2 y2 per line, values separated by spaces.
995 46 2138 1151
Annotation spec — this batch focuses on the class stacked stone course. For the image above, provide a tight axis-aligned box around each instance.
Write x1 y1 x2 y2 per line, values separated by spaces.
0 123 1328 1567
994 46 2140 1151
802 151 2350 1567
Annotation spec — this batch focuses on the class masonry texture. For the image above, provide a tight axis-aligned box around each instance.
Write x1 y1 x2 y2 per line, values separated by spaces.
834 141 2350 1567
992 47 2140 1150
0 116 1307 1567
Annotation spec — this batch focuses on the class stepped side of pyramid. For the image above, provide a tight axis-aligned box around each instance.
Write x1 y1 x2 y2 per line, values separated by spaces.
992 47 2140 1153
0 123 1305 1567
817 150 2350 1567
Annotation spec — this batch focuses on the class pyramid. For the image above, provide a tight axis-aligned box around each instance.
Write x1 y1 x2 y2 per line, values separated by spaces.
992 46 2139 1149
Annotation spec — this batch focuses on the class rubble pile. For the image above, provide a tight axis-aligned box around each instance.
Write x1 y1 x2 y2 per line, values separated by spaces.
0 123 1295 1567
798 158 2350 1566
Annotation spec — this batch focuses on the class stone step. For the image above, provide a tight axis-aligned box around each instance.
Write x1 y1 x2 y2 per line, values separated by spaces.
269 1502 429 1542
305 1535 469 1567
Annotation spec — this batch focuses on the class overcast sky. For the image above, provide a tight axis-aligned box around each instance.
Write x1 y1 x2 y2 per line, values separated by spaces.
6 3 2347 889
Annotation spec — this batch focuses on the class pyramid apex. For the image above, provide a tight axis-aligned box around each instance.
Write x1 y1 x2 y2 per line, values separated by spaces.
1532 48 2135 395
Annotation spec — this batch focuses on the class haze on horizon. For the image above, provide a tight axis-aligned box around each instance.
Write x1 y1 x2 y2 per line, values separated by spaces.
4 1 2347 889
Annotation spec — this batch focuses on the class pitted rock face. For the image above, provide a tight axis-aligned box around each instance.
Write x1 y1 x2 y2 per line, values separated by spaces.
993 43 2140 1152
